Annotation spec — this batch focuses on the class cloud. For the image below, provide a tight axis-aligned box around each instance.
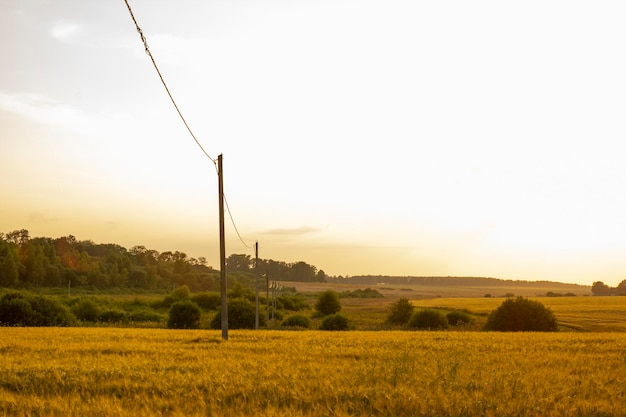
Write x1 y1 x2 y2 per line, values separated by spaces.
0 92 93 131
260 226 322 236
50 21 83 42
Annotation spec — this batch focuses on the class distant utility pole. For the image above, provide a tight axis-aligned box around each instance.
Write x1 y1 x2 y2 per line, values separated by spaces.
255 241 259 330
218 154 228 341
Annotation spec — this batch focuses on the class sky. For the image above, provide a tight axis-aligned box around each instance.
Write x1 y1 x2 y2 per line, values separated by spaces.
1 0 625 286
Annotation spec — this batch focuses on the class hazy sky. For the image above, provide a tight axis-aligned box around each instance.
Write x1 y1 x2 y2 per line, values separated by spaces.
2 0 625 286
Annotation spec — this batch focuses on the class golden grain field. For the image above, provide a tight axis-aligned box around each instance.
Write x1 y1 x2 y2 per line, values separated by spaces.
1 327 625 417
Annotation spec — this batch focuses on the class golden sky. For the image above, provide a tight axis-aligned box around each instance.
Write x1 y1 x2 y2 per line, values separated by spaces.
1 0 625 286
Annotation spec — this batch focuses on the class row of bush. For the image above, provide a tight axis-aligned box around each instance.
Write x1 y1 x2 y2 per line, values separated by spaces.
385 297 558 332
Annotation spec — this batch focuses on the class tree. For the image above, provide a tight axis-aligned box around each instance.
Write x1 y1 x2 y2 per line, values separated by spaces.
408 309 449 330
226 254 252 273
591 281 612 296
168 301 201 329
210 298 265 329
289 261 317 282
484 296 558 332
0 240 19 287
385 298 414 325
315 290 341 316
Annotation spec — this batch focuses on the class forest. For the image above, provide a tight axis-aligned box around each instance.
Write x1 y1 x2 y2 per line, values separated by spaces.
0 229 327 291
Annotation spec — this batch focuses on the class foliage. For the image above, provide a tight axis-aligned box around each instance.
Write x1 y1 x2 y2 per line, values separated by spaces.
210 298 265 329
315 290 341 316
446 310 473 326
71 299 102 322
277 294 309 311
191 292 221 311
483 297 558 332
228 282 256 303
99 309 128 324
591 280 626 296
385 298 414 325
319 313 352 330
282 314 311 329
167 301 202 329
340 288 384 298
0 229 327 292
408 309 449 330
0 292 75 326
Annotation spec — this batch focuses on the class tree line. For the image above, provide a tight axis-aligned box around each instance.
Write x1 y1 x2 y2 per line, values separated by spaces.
591 280 626 296
0 229 326 291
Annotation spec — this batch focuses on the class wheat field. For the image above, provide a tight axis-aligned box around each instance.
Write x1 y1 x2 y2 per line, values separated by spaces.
1 327 625 416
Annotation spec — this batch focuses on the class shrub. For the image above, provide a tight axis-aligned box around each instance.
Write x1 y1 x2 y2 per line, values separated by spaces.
278 294 309 311
0 293 75 327
484 297 558 332
0 295 35 326
161 285 191 308
315 290 341 316
386 298 414 325
72 299 102 322
408 309 448 330
446 310 473 326
191 292 221 311
168 301 202 329
319 313 351 331
100 309 128 324
210 298 266 329
340 288 384 298
282 314 311 328
129 309 164 323
29 295 75 326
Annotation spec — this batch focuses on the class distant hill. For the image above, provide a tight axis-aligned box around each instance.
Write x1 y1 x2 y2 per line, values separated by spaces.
323 275 590 298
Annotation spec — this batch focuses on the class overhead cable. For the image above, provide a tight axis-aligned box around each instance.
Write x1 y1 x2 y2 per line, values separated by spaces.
123 0 216 164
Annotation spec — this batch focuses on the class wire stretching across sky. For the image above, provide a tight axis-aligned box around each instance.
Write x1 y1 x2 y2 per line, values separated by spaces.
123 0 215 164
123 0 253 250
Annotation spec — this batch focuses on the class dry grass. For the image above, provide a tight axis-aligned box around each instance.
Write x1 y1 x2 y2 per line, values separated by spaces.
412 296 626 332
1 328 626 416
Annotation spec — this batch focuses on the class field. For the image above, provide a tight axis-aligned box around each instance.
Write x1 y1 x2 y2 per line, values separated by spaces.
2 285 626 416
1 328 626 416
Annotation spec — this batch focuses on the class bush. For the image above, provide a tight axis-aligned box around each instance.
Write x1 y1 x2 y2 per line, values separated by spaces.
0 295 34 326
72 299 102 322
29 296 75 326
319 313 351 331
282 314 311 328
191 292 221 311
129 309 164 323
278 294 309 311
100 309 128 324
161 285 191 308
340 288 384 298
168 301 202 329
315 290 341 316
386 298 414 325
484 297 558 332
408 309 449 330
0 293 75 327
446 310 473 326
210 298 266 329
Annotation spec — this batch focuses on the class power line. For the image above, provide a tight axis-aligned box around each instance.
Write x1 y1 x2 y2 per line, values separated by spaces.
224 194 253 249
123 0 254 253
123 0 216 164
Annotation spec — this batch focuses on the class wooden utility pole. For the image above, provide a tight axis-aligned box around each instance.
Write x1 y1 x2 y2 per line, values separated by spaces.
255 241 259 330
218 154 228 341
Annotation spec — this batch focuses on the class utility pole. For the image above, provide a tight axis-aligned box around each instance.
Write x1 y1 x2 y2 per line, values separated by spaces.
266 272 269 327
255 241 259 330
218 154 228 341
